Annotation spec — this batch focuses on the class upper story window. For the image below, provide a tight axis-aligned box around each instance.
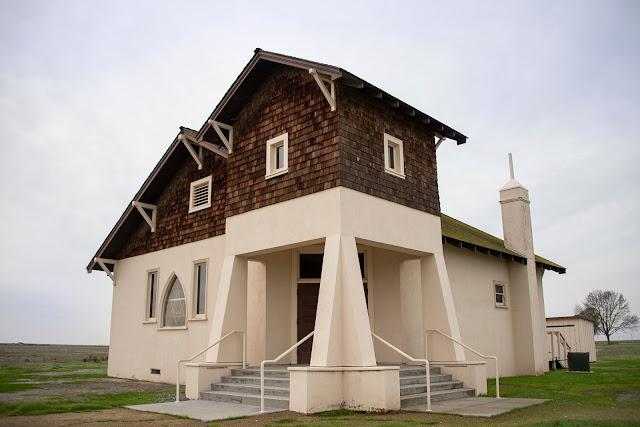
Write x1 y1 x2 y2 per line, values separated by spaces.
163 276 186 327
383 133 405 179
494 282 507 308
189 176 212 213
265 132 289 179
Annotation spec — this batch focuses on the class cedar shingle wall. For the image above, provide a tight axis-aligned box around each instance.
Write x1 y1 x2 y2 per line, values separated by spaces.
116 148 227 259
225 67 340 217
338 84 440 216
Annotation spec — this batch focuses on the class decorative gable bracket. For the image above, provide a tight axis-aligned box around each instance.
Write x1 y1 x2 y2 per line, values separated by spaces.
309 68 336 111
178 134 203 170
131 201 157 232
208 120 234 153
94 257 116 285
435 135 447 150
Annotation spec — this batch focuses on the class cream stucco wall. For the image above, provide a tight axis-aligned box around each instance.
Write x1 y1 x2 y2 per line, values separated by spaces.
108 235 225 384
443 245 515 378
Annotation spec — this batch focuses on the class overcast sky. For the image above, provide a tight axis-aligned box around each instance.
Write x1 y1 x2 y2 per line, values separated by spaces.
1 0 638 345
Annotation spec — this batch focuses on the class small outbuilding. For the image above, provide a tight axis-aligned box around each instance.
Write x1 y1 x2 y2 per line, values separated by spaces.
546 316 597 363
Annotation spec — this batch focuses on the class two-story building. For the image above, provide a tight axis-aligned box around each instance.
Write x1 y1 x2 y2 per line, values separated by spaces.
87 49 565 413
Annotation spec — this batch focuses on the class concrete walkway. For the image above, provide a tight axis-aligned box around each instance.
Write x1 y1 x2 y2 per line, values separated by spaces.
404 397 548 417
128 397 547 421
126 400 285 422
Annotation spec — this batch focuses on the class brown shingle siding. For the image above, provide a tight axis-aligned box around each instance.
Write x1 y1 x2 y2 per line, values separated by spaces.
116 149 227 259
337 84 440 216
225 67 340 218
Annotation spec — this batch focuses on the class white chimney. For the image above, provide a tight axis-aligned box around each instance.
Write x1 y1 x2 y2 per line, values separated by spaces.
499 153 534 258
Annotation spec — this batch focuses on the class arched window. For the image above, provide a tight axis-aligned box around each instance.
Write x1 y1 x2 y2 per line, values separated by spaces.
163 276 186 327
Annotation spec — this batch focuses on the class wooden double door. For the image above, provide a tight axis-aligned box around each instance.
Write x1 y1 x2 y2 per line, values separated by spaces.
296 282 369 364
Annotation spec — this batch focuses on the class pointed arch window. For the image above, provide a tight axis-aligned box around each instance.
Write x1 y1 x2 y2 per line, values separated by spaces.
163 276 186 327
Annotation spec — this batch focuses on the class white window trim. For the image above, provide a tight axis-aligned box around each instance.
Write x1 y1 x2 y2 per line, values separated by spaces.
190 258 208 320
265 132 289 179
383 133 406 179
159 273 189 329
188 175 212 213
494 281 508 308
144 268 159 323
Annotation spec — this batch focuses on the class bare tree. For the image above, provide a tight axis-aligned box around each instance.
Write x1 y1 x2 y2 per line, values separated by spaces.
575 290 639 344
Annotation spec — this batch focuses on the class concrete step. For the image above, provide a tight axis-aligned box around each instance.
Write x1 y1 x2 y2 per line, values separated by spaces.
211 382 289 397
400 374 452 386
400 381 464 396
400 388 476 407
200 390 289 409
230 368 290 378
398 367 441 377
221 376 290 388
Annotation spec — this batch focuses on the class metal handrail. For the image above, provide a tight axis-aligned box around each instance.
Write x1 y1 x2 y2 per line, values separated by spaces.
548 330 571 366
175 330 246 402
372 332 432 412
426 329 499 399
260 331 314 413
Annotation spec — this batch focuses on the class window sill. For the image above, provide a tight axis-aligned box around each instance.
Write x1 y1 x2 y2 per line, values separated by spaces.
142 320 157 324
157 326 188 331
265 168 288 180
188 317 208 321
495 305 509 309
384 168 406 179
189 203 211 214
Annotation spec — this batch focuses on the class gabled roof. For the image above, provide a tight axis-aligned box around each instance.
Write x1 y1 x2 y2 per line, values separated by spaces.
441 214 566 274
198 49 467 145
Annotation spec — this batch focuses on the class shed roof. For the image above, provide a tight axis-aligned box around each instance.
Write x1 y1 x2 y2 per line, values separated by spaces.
441 214 566 274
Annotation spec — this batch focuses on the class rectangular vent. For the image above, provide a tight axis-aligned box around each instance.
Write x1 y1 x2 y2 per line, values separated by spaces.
192 183 209 207
189 176 212 213
150 368 160 375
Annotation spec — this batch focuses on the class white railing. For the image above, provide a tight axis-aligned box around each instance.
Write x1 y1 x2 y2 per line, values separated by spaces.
372 332 432 412
175 330 246 402
260 331 314 413
425 329 500 399
548 330 571 369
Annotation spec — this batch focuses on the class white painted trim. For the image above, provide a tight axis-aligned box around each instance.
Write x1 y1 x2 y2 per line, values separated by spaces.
209 120 234 153
192 258 209 319
265 132 289 179
95 258 116 285
145 268 159 322
179 135 203 170
494 280 508 308
309 68 336 111
383 133 406 179
131 201 157 232
188 176 212 213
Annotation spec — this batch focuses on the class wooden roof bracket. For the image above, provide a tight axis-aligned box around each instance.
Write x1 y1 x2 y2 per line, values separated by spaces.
209 120 234 153
178 134 203 170
94 257 116 285
131 201 157 232
309 68 336 111
435 134 447 150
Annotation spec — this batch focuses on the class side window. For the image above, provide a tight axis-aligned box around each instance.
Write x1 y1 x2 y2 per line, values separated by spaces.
163 276 186 327
265 132 289 179
193 261 207 318
146 270 158 321
189 176 212 213
383 133 405 179
494 282 507 308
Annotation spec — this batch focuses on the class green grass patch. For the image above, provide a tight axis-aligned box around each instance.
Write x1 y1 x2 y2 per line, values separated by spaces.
318 409 358 417
223 415 249 421
0 391 168 417
273 419 298 424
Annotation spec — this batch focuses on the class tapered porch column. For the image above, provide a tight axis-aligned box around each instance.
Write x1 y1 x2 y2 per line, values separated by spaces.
206 255 248 363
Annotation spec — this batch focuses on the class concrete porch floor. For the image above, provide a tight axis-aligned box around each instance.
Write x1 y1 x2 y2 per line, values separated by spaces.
127 397 548 422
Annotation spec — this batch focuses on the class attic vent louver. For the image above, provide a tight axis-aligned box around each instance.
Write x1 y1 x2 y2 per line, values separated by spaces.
189 176 212 213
